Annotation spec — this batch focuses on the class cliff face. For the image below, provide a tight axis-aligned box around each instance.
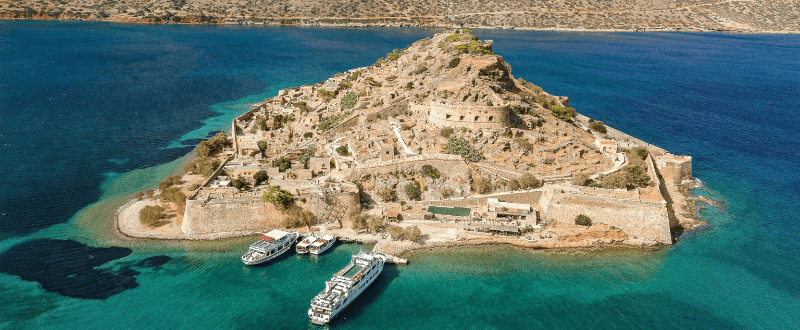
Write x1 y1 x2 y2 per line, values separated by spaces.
3 0 799 33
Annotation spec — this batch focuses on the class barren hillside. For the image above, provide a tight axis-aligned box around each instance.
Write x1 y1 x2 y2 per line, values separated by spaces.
2 0 798 32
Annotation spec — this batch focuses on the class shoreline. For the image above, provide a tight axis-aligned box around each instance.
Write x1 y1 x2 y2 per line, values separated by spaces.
2 17 798 35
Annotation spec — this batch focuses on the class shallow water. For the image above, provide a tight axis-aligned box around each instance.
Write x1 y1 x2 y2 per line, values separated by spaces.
1 22 799 329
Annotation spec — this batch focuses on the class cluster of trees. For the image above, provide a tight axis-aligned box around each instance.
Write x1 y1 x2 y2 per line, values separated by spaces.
283 209 317 230
253 171 269 185
319 114 343 131
386 225 422 242
139 205 169 227
336 145 349 156
350 211 384 233
441 137 485 162
185 132 229 177
298 147 316 167
550 106 577 121
158 175 183 190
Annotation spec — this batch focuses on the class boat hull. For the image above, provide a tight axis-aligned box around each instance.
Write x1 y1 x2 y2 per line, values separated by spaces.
308 254 385 324
309 238 336 255
241 232 298 265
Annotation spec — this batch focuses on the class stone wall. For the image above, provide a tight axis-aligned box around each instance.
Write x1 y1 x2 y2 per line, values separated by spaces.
323 113 360 137
181 196 285 236
425 101 510 129
359 154 469 179
538 185 671 244
365 98 409 122
426 190 542 208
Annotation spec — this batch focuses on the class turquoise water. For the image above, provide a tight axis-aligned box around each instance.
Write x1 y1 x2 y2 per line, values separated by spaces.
1 21 799 329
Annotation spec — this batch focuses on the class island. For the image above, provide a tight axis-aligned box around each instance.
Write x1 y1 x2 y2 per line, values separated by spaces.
117 30 701 256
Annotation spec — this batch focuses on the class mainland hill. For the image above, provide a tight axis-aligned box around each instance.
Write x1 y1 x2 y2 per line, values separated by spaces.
2 0 799 33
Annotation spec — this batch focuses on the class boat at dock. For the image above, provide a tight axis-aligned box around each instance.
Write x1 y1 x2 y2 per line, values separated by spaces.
295 235 319 254
241 230 298 265
309 235 336 255
308 250 386 325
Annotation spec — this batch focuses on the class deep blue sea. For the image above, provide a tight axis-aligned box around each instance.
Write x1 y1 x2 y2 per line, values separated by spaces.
1 21 799 329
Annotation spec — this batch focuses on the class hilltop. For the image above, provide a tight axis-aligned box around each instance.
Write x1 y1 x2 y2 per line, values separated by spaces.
118 30 701 252
2 0 799 33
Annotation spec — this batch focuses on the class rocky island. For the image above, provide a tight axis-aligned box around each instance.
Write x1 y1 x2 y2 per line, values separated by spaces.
118 30 701 255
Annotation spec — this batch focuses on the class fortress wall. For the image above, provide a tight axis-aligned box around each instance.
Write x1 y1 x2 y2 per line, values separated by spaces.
365 99 409 123
655 155 693 185
359 154 469 179
539 186 671 244
426 190 542 208
181 197 284 236
426 102 510 129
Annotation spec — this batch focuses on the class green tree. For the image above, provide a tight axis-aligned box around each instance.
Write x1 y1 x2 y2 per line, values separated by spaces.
379 188 396 202
551 106 577 121
160 187 186 206
404 225 422 242
367 216 384 233
404 182 421 200
386 225 405 241
230 178 246 190
159 175 183 190
194 141 211 158
441 137 484 162
257 140 269 153
274 157 291 172
350 211 368 232
336 145 348 156
508 179 521 190
253 171 269 185
284 209 317 230
263 186 294 209
439 127 454 138
575 214 592 226
421 164 440 179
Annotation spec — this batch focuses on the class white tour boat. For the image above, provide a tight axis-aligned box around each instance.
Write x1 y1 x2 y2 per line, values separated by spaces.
309 235 337 255
308 250 386 325
240 230 298 265
295 235 319 254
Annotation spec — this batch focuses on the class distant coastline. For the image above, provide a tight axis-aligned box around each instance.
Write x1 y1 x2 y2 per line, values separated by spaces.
3 0 799 35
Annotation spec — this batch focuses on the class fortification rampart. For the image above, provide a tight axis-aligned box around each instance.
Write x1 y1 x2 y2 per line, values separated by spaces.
655 154 693 185
426 190 542 208
538 185 671 244
359 154 469 178
365 98 409 123
181 196 284 236
425 101 510 129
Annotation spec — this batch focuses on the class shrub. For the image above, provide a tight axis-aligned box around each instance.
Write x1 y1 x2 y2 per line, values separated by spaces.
409 66 428 76
404 182 421 200
263 186 294 209
597 165 651 189
589 121 607 134
519 173 541 189
473 178 493 194
274 157 291 172
298 147 316 167
447 57 461 68
441 137 485 162
387 74 398 81
160 187 186 206
551 106 577 121
158 175 183 190
439 127 454 138
294 101 310 113
575 214 592 226
146 189 155 198
379 188 396 202
336 145 348 156
514 138 533 152
134 191 144 199
189 183 201 191
508 179 521 190
571 173 593 186
139 205 168 227
401 124 411 131
318 89 333 98
303 132 313 138
341 91 358 110
406 82 414 90
421 164 440 179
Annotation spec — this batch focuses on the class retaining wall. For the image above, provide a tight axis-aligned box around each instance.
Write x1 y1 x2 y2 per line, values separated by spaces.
181 196 285 235
426 101 510 129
